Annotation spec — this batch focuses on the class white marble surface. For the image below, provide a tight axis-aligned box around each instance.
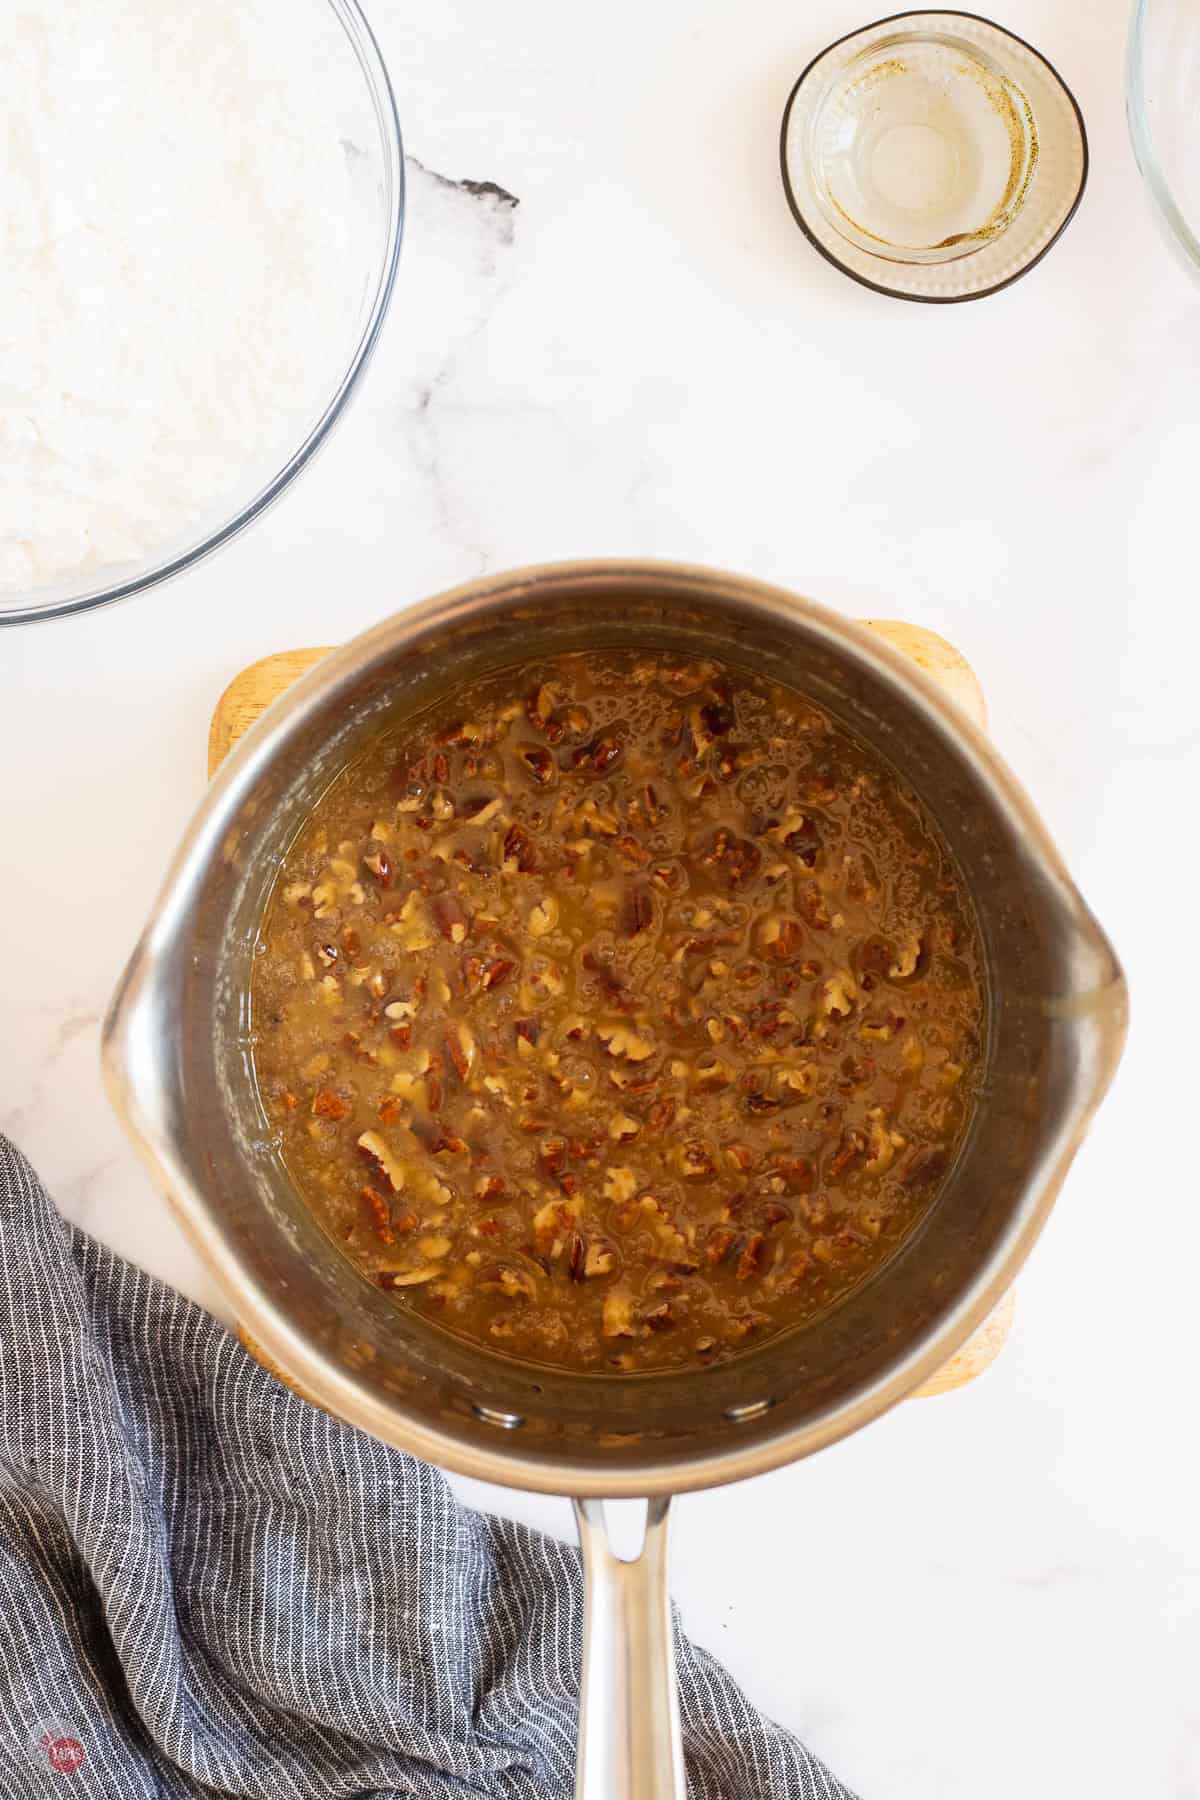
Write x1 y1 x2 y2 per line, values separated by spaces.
3 0 1198 1793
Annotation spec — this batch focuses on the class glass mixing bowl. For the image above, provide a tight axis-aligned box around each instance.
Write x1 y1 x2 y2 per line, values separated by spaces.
1128 0 1200 274
3 0 403 628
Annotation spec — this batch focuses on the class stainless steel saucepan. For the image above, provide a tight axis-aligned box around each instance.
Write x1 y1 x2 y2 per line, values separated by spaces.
103 561 1127 1799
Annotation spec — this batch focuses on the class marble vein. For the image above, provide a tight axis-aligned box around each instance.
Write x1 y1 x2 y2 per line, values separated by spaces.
397 156 523 573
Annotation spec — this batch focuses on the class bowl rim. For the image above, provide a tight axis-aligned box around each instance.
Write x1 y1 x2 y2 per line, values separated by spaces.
2 0 405 629
1127 0 1200 275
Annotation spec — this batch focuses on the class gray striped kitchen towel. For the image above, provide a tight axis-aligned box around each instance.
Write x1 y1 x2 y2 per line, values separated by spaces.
0 1135 855 1799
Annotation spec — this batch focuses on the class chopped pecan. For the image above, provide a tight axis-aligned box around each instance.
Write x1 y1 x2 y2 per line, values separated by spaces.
828 1130 867 1180
692 1053 731 1093
539 1139 568 1176
363 847 392 886
865 1111 903 1175
603 1167 639 1203
311 1089 349 1121
614 832 651 867
525 684 564 742
860 1012 905 1042
360 1185 395 1244
574 732 622 774
703 1226 738 1266
584 1238 617 1278
621 885 654 937
575 798 619 836
464 955 516 996
596 1022 654 1061
462 794 503 825
770 809 821 867
517 743 556 785
776 1063 818 1100
444 1022 477 1083
796 881 832 931
642 1302 676 1332
407 1110 445 1152
820 970 859 1019
533 1196 582 1255
629 782 667 827
602 1288 636 1337
502 823 537 872
432 892 471 944
689 698 735 753
679 1140 715 1180
856 936 895 979
759 913 805 961
702 827 762 889
745 999 797 1040
437 720 482 748
744 1089 781 1116
528 896 559 936
768 1153 815 1193
357 1131 406 1192
735 1233 767 1280
889 932 925 980
645 1095 677 1135
594 734 622 772
608 1112 641 1142
478 1262 537 1300
376 1267 443 1289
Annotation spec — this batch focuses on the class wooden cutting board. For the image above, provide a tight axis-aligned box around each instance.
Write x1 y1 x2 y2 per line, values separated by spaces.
210 626 1012 1400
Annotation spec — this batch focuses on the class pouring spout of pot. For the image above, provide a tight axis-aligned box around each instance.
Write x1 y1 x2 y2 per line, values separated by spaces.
102 932 177 1200
1036 875 1130 1133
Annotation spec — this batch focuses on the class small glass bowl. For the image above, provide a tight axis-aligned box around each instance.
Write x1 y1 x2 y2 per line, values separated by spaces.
3 0 403 628
781 11 1088 304
806 32 1038 264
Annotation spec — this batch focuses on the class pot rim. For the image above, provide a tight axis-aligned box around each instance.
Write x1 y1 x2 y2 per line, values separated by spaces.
103 559 1128 1496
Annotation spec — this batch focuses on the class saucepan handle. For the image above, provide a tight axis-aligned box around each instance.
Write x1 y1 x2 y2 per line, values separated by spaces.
573 1495 686 1800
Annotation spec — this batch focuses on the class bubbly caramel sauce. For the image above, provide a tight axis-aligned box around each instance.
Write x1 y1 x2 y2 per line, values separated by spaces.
251 651 985 1371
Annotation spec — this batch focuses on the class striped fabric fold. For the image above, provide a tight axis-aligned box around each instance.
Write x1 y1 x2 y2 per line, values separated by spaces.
0 1136 854 1799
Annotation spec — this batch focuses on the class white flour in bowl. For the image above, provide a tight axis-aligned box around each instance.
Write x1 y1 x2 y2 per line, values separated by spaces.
1 0 356 597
